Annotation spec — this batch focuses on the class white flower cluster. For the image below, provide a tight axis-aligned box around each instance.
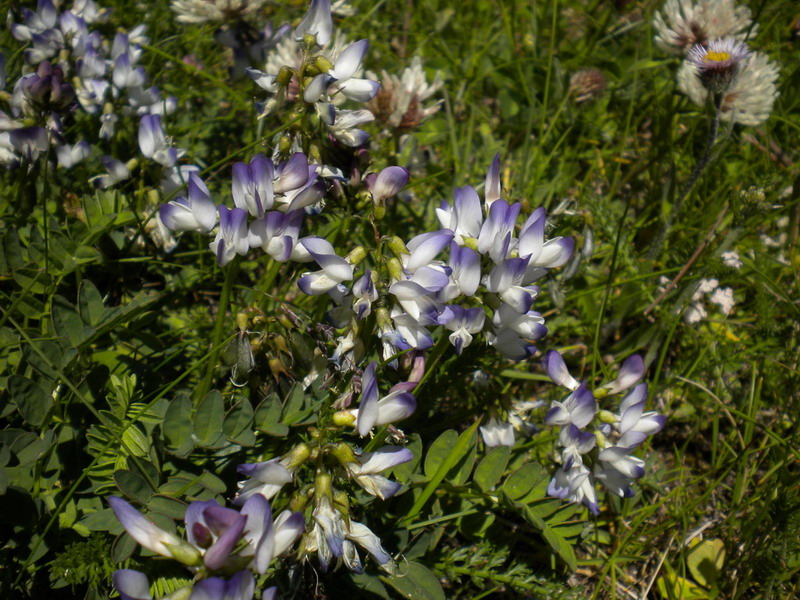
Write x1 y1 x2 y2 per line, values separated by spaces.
654 0 779 127
683 277 735 323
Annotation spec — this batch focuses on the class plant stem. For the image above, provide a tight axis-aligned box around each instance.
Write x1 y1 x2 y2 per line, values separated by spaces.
195 256 240 402
647 92 724 261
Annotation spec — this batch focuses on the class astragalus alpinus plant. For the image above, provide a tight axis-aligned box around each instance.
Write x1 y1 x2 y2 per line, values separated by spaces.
1 0 796 598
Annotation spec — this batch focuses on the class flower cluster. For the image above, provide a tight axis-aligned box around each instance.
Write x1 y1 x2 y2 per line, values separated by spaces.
3 0 176 175
158 152 325 265
245 0 380 146
109 494 303 598
541 351 666 514
653 0 779 127
233 363 417 573
682 277 735 324
296 156 573 363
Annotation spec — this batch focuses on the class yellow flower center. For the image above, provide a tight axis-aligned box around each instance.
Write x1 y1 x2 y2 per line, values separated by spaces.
705 51 731 63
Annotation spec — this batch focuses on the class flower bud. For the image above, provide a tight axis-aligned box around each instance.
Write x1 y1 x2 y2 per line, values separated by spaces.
345 246 368 265
284 443 312 469
314 472 333 501
387 236 408 258
386 257 404 281
332 410 356 427
312 56 334 74
331 442 357 467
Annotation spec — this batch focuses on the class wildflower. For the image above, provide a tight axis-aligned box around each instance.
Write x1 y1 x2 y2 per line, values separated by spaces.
209 205 250 266
234 458 295 504
568 68 606 103
108 497 202 565
678 49 779 126
480 417 515 447
709 286 735 315
602 354 644 395
341 445 413 499
295 0 333 46
721 250 742 269
170 0 269 24
159 172 218 233
297 238 354 294
239 494 304 574
366 56 443 129
653 0 756 54
612 383 667 448
544 383 596 429
139 114 180 167
90 156 131 189
349 361 417 436
365 166 410 205
547 463 599 515
686 38 751 93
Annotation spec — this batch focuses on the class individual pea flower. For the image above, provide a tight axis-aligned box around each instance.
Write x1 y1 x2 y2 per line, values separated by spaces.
139 114 181 167
89 156 132 189
606 383 667 449
159 172 218 233
547 463 599 515
678 48 779 126
234 443 311 505
294 0 333 47
231 154 274 218
305 474 395 574
319 105 375 147
248 209 304 262
209 205 250 266
19 61 76 113
296 237 355 294
239 494 305 574
10 0 60 44
56 140 90 168
113 51 147 89
365 165 410 207
442 305 485 355
686 37 751 94
334 443 413 499
8 126 50 163
543 382 596 429
480 416 515 447
108 497 203 566
653 0 756 55
351 269 378 320
601 354 645 396
183 500 248 570
335 361 417 436
483 257 540 313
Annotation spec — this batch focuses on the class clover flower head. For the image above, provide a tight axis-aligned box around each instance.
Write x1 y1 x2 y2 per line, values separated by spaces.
171 0 269 24
653 0 756 54
678 49 779 126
